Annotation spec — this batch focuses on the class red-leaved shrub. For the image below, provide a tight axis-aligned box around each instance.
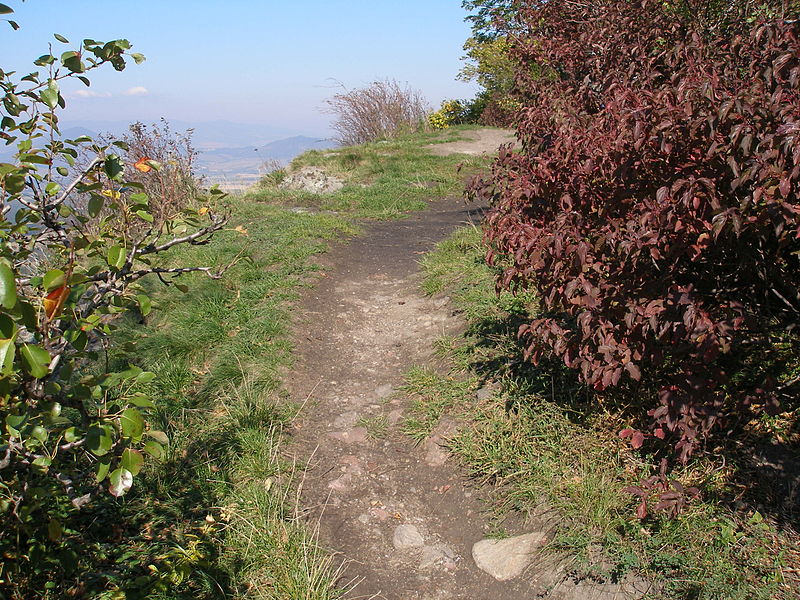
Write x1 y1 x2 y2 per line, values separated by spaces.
473 0 800 473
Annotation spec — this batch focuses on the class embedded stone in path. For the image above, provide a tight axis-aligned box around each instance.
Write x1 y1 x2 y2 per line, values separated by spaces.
472 532 546 581
329 427 368 444
393 524 425 549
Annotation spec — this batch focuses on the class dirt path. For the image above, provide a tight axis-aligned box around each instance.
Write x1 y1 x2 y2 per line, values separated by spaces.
286 135 645 599
427 128 516 157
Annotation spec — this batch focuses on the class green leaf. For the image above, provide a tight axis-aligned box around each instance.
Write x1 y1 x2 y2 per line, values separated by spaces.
70 330 87 351
1 173 24 194
60 51 84 73
31 425 48 443
96 459 111 482
103 154 124 181
0 338 15 376
108 468 133 497
43 269 66 292
107 245 126 269
40 87 59 110
121 448 144 475
120 407 144 440
0 312 15 375
5 413 26 436
56 166 68 176
48 519 63 542
86 425 113 456
15 301 37 330
21 344 50 379
63 427 81 443
135 210 153 223
0 262 17 309
142 440 164 460
135 370 155 384
54 33 70 43
147 430 169 445
136 294 152 316
130 52 146 64
0 4 13 15
33 455 52 467
88 193 104 217
128 393 155 408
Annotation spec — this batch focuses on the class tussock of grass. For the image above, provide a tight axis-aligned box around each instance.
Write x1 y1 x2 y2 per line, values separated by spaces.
408 225 797 600
400 366 476 442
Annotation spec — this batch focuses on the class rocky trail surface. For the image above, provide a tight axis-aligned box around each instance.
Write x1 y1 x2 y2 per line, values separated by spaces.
285 130 647 599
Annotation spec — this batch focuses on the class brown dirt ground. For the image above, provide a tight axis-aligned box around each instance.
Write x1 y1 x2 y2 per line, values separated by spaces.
285 134 648 599
426 128 517 157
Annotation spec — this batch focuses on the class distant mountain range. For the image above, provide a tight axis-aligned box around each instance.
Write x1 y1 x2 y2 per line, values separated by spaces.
1 120 338 190
59 119 311 150
196 135 335 172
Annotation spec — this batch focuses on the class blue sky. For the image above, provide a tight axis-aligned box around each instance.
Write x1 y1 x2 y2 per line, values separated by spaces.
1 1 479 136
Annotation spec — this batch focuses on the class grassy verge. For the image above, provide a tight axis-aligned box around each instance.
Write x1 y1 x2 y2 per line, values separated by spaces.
407 225 798 600
248 126 483 219
24 127 494 600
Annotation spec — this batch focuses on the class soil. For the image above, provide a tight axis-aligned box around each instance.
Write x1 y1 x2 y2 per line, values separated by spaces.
286 132 648 599
426 128 517 157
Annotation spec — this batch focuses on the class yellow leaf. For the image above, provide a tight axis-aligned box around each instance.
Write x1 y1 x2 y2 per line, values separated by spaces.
134 157 152 173
198 206 209 216
101 189 121 199
233 225 248 236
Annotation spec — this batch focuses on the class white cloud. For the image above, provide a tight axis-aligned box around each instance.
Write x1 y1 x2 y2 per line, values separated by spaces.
124 86 149 96
72 89 112 98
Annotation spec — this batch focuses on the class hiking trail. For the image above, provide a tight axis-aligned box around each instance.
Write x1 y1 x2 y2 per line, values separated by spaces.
286 129 647 600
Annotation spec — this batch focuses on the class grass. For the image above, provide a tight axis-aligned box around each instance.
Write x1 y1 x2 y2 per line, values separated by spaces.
248 125 485 220
405 224 799 600
400 366 476 442
15 127 497 600
355 415 390 440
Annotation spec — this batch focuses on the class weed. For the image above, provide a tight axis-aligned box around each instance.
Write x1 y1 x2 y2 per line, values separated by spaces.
356 415 390 440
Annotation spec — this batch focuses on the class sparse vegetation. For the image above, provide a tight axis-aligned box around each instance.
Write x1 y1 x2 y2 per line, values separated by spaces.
246 126 489 220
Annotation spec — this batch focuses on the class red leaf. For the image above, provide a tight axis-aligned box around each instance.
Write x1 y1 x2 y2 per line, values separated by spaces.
631 431 645 449
636 499 648 520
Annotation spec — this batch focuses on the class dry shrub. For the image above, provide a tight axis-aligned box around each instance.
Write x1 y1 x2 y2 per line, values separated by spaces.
123 119 202 224
325 79 429 146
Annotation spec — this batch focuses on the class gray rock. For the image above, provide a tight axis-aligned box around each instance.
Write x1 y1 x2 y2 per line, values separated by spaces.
423 436 448 466
328 427 368 444
475 385 494 401
333 411 359 429
419 544 456 569
472 532 545 581
279 166 344 194
393 524 425 549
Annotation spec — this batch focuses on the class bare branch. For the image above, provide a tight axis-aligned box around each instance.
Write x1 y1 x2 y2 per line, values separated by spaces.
47 156 102 210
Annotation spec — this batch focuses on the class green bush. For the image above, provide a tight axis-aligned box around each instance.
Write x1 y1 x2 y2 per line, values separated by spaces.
0 5 227 593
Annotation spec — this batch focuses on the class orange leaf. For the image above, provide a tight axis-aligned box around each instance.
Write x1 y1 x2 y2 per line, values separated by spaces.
134 157 152 173
44 286 70 320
